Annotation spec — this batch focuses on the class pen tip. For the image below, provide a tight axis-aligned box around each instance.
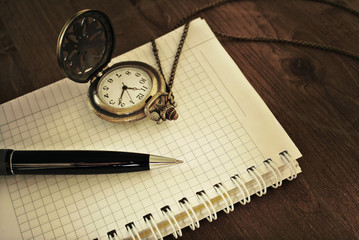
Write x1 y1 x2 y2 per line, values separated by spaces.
176 160 184 164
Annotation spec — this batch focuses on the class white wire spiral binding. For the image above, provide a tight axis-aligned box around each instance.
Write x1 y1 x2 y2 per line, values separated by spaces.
247 166 267 197
214 183 234 213
263 159 282 188
115 151 297 240
230 174 251 205
196 190 217 222
125 222 141 240
280 150 297 180
161 206 182 239
143 214 163 240
179 198 200 230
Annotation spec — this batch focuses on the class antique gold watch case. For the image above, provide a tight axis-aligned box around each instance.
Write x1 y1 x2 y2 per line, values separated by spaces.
56 9 166 123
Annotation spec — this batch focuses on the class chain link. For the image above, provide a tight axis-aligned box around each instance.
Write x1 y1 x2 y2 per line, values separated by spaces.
151 22 190 93
152 0 359 90
173 0 359 62
215 32 359 61
147 0 358 123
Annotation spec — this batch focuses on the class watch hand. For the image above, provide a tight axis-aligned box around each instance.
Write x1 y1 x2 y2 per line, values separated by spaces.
125 89 135 104
118 83 126 105
126 87 140 90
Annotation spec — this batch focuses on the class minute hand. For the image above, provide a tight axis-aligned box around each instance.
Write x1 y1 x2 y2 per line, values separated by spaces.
125 89 135 104
126 87 140 90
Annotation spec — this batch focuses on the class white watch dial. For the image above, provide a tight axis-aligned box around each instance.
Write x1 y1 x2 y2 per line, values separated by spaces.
98 67 153 109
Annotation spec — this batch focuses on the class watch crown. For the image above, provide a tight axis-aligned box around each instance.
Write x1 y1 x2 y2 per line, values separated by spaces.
165 107 178 121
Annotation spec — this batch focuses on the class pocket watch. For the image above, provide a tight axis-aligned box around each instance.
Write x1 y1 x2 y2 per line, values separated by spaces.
56 9 178 123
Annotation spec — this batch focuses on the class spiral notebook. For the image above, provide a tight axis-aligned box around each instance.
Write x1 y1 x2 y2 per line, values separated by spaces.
0 18 301 239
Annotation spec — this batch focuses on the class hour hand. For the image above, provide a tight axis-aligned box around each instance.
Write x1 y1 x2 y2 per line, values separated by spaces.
118 88 125 105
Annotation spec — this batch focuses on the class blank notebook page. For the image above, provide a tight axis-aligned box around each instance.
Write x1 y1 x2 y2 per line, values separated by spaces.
0 18 301 239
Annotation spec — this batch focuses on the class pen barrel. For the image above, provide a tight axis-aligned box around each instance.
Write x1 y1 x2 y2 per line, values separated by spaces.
9 150 150 175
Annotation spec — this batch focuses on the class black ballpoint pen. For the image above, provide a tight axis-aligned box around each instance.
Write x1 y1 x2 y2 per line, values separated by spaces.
0 149 183 175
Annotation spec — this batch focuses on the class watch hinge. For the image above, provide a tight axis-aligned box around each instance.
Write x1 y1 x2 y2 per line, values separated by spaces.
90 65 109 83
90 76 97 83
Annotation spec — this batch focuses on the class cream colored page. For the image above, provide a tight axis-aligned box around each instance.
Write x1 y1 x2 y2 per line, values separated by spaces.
0 179 22 239
191 30 302 162
0 18 300 240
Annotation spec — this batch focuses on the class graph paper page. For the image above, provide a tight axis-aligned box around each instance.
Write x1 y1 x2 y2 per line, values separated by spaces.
0 18 300 239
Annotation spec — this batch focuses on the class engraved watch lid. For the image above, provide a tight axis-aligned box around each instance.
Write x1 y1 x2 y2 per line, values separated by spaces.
56 9 115 83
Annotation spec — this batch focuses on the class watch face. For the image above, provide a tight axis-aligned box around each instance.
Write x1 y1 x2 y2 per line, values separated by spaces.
97 66 153 110
88 61 166 123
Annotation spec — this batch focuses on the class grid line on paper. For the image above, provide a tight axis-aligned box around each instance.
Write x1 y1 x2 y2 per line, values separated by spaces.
0 80 85 128
0 20 268 239
198 49 268 173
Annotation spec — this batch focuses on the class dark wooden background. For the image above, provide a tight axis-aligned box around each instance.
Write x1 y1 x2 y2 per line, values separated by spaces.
1 0 359 239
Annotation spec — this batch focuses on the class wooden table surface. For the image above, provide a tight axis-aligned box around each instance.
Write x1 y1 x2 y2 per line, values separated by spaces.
1 0 358 239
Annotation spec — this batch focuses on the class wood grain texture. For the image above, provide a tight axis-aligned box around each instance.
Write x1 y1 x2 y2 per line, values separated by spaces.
1 0 358 239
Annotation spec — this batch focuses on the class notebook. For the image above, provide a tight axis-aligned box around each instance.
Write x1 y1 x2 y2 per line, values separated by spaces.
0 18 301 239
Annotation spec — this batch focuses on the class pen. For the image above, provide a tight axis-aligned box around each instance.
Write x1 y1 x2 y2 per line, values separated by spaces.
0 149 183 175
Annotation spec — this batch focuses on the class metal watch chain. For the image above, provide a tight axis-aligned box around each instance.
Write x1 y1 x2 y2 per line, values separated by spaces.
144 22 190 124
